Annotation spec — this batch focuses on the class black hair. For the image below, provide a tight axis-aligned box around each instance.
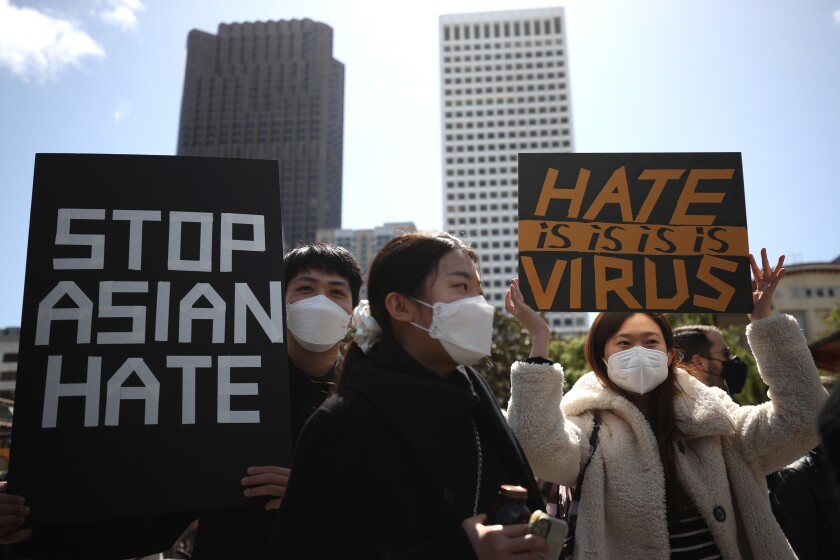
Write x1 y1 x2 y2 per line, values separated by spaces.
336 231 477 392
283 242 363 307
672 325 720 364
366 231 476 336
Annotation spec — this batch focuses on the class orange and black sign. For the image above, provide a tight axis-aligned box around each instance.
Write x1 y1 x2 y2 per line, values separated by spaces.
518 153 752 313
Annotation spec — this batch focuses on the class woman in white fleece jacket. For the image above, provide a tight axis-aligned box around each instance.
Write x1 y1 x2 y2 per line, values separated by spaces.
506 250 827 559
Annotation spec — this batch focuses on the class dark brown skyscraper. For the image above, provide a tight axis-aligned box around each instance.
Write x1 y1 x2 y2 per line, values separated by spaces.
177 19 344 246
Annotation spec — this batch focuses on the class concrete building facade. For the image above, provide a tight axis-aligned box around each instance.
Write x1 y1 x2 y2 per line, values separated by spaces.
439 7 586 335
317 222 417 278
177 19 344 246
0 328 20 400
773 256 840 341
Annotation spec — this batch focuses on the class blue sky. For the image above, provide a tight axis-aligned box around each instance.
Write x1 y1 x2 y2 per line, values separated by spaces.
1 0 839 328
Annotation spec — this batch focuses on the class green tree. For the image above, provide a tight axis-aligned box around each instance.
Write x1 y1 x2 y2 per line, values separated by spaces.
822 302 840 336
474 311 538 407
548 334 587 392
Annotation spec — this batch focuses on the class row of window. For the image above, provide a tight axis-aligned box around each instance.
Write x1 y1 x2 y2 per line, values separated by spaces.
445 165 518 174
447 224 518 238
441 17 563 41
444 55 563 69
443 51 564 74
446 191 519 200
443 38 564 59
446 154 514 164
447 203 517 212
790 287 838 298
446 129 570 143
449 216 516 226
446 140 571 152
444 69 564 84
446 104 568 118
444 82 566 96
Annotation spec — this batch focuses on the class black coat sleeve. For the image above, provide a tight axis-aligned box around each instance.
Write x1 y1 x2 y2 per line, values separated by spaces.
272 405 354 558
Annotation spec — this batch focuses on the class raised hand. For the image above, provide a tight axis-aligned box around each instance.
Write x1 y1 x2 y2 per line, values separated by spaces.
748 248 785 322
505 278 550 359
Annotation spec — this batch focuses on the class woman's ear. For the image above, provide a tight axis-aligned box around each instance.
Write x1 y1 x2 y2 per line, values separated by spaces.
668 348 677 367
384 292 417 324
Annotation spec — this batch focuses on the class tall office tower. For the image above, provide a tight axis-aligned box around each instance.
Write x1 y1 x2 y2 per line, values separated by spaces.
440 7 588 335
177 19 344 246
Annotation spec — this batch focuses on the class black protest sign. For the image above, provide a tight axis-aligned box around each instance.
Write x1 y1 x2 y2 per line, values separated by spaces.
518 153 752 313
9 154 291 526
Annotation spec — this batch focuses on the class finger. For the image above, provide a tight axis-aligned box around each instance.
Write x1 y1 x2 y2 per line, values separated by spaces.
512 283 524 303
500 523 530 538
505 289 515 314
761 248 771 277
749 253 762 281
0 504 29 516
246 466 291 476
0 494 25 506
264 498 282 511
243 484 286 498
0 514 27 528
524 533 549 553
505 533 548 553
771 254 785 278
242 473 290 487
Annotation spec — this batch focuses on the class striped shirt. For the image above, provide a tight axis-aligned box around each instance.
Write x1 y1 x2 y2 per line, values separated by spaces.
669 515 722 559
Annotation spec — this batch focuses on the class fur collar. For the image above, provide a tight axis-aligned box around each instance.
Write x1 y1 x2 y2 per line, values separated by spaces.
562 369 736 439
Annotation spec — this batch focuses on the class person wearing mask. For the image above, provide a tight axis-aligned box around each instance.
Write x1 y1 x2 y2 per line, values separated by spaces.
0 243 362 560
506 249 827 559
274 231 548 559
672 325 748 395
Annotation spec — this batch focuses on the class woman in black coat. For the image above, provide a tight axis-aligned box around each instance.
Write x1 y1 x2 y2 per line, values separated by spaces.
274 232 547 559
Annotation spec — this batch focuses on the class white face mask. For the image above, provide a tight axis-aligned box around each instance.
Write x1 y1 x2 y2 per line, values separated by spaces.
410 295 495 366
286 294 351 353
604 346 670 395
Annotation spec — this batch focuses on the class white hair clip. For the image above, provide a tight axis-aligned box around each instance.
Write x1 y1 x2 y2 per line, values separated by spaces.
352 299 382 354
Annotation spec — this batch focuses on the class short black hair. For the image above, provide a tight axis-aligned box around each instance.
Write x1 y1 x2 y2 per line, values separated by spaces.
283 242 363 307
673 325 720 364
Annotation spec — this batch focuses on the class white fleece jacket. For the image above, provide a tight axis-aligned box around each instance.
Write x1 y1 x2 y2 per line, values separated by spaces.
507 314 827 559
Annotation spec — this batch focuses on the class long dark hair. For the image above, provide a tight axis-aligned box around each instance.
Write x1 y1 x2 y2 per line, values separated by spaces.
585 312 688 519
335 231 477 391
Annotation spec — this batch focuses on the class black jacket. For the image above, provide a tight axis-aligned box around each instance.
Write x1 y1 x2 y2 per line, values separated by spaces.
768 448 840 560
274 337 542 559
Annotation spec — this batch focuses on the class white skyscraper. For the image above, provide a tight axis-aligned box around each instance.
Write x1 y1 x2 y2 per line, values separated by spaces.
440 7 588 335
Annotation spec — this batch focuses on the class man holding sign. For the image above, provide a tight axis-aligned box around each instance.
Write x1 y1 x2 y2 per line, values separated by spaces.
1 241 362 559
0 154 362 559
